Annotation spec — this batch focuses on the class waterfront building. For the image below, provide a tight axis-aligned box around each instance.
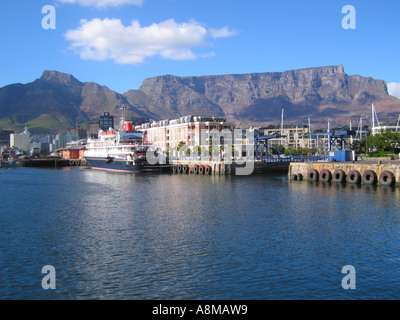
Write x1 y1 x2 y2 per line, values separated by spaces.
61 140 86 160
50 132 79 152
39 142 50 154
263 125 311 149
70 125 87 140
135 115 236 153
31 135 54 144
99 112 114 132
89 120 100 139
29 142 41 156
10 126 31 152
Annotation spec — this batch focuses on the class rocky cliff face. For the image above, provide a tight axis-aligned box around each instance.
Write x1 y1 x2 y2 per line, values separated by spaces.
137 65 398 126
0 66 399 134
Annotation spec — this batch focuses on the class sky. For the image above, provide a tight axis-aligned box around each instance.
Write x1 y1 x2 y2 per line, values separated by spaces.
1 0 400 98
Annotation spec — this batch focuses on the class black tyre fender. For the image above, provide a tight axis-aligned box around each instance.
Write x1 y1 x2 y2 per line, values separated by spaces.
320 169 332 183
307 169 319 182
332 169 346 183
347 170 361 184
378 171 395 186
362 170 377 185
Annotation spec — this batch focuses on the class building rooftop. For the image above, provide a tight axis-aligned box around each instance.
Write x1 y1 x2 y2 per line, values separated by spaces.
135 115 230 130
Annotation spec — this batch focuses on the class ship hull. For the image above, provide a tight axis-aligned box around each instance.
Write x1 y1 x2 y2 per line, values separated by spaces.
85 157 142 173
141 164 171 172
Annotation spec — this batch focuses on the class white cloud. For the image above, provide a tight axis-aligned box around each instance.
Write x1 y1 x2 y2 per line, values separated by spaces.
209 26 238 38
65 18 237 64
388 82 400 99
57 0 143 8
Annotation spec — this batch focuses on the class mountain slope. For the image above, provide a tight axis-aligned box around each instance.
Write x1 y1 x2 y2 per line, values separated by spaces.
0 71 87 126
137 65 400 126
0 66 399 135
0 71 154 134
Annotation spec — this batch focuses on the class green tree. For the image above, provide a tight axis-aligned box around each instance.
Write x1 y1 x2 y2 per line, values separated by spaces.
177 141 186 151
375 131 400 153
271 144 285 155
350 139 367 154
353 132 400 156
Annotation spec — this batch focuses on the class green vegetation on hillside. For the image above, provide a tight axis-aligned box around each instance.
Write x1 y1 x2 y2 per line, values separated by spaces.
0 114 73 135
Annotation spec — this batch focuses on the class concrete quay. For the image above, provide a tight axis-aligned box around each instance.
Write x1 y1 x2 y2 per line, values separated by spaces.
289 160 400 186
170 159 291 175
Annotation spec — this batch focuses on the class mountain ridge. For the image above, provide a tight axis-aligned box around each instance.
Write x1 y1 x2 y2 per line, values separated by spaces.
1 66 399 134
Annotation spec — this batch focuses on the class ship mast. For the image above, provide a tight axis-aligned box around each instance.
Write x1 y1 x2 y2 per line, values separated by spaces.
371 103 380 135
356 117 363 140
372 103 375 129
120 104 128 130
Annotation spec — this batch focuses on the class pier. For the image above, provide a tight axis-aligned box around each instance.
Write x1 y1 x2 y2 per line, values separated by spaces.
170 159 292 175
289 159 400 186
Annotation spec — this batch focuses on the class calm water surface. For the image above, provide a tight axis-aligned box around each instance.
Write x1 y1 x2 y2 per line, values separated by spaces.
1 167 400 299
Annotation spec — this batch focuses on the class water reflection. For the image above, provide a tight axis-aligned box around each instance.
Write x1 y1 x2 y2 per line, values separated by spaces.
2 168 400 299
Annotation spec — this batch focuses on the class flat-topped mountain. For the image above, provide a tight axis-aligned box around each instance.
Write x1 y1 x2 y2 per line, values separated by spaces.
0 66 399 134
131 65 399 126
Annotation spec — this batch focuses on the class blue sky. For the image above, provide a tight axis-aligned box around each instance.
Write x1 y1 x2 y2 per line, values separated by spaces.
1 0 400 96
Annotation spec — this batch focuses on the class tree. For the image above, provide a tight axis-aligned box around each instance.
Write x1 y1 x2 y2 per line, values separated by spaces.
374 131 400 153
208 141 213 155
177 141 186 151
352 132 400 156
271 144 285 155
350 139 367 154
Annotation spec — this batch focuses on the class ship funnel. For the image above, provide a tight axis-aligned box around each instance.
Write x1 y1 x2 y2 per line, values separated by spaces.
123 121 133 131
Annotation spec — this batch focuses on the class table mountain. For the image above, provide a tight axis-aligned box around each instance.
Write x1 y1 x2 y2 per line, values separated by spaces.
1 66 399 134
132 65 400 127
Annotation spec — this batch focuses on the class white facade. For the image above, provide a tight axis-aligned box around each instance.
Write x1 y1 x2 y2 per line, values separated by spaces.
135 115 236 152
10 127 31 151
50 132 79 151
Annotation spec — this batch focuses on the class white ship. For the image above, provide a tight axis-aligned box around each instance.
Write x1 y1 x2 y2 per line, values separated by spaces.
84 115 167 173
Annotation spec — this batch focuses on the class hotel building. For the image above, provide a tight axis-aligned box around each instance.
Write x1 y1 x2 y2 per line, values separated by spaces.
135 115 236 152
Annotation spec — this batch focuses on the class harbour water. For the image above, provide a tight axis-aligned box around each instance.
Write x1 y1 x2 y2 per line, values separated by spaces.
1 167 400 300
